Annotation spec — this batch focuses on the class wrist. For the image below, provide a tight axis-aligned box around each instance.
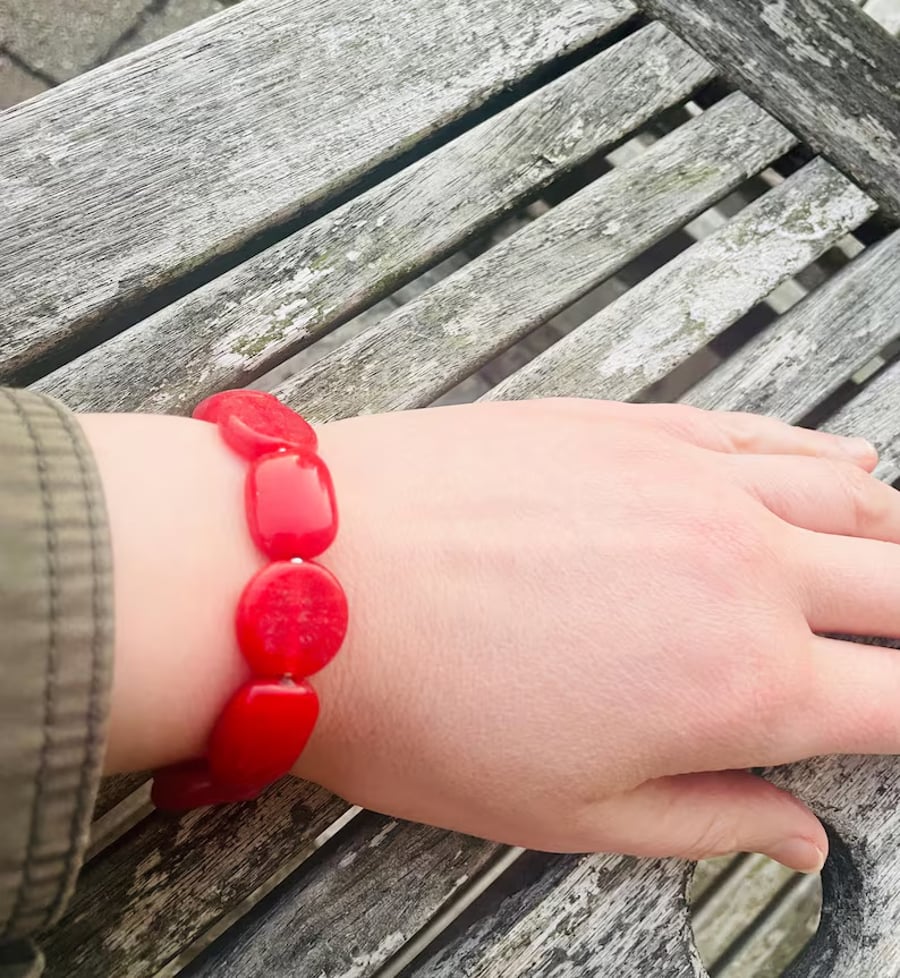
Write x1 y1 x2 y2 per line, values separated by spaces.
79 412 262 773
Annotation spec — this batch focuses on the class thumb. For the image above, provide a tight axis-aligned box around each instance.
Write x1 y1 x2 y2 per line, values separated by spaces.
588 771 828 873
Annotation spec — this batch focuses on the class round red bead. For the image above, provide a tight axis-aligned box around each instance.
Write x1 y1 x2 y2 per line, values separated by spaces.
208 679 319 789
150 760 262 811
245 451 338 560
193 389 317 459
237 561 348 677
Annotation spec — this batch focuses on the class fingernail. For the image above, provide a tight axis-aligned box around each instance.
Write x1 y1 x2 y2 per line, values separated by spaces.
836 436 877 462
769 839 827 874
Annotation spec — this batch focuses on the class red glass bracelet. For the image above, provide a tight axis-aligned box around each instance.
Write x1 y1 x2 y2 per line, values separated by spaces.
150 390 348 811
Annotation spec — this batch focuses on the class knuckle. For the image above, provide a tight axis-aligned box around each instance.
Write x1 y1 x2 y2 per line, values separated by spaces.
832 459 883 531
720 412 762 455
660 404 705 427
637 403 711 443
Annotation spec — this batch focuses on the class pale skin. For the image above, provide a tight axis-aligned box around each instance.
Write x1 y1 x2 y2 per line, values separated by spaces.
80 399 900 876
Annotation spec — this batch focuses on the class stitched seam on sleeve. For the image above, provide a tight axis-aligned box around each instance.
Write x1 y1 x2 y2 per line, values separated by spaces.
42 402 105 929
1 392 59 940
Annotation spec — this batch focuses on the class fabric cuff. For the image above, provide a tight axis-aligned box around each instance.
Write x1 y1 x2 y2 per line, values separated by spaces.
0 389 113 942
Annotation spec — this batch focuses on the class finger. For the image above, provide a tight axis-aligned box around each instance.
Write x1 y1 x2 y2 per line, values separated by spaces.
733 455 900 542
795 530 900 636
627 404 877 468
784 635 900 757
584 771 827 873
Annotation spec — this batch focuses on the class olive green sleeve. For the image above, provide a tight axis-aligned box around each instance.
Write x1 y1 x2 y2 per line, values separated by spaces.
0 389 114 975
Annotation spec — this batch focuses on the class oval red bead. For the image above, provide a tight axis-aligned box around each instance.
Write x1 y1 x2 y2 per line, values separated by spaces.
150 760 262 811
208 679 319 789
193 389 317 459
237 561 348 677
246 451 337 560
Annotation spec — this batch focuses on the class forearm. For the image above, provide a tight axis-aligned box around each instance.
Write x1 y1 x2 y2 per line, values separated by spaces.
80 411 362 780
80 412 266 773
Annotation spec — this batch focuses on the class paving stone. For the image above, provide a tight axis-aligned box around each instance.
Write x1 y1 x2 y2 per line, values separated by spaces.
0 51 49 110
112 0 226 59
0 0 149 81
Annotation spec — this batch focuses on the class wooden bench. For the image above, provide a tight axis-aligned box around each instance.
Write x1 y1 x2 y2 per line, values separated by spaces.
1 0 899 974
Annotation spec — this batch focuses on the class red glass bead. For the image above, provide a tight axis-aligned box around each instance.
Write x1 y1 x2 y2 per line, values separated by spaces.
150 760 261 811
237 561 348 677
193 389 317 459
246 451 338 560
208 679 319 789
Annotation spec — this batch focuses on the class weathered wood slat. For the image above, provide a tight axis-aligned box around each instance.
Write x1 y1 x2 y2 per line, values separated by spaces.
418 850 697 976
184 814 498 978
487 157 875 403
35 23 715 414
755 757 900 977
417 756 900 976
637 0 900 222
691 855 800 967
0 0 634 382
689 855 742 906
826 359 900 483
254 256 474 393
86 782 154 863
272 94 796 420
89 774 154 862
375 846 527 978
691 854 824 978
43 781 349 978
690 854 822 978
682 230 900 421
714 874 820 978
92 773 148 819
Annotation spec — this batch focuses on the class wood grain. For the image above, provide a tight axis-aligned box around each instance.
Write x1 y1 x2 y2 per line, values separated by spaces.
42 781 349 978
416 758 900 977
488 157 875 403
92 774 148 820
715 874 821 978
689 855 742 907
826 358 900 483
88 774 154 864
682 229 900 421
272 94 796 420
85 783 153 864
184 813 498 978
35 23 715 414
691 855 801 968
0 0 634 382
637 0 900 222
417 849 698 976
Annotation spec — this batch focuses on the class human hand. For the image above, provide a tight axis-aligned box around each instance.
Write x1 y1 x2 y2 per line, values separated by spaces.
293 399 898 873
87 399 896 873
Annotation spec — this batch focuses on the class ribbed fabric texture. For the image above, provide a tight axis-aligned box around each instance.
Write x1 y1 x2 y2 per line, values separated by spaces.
0 389 113 958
